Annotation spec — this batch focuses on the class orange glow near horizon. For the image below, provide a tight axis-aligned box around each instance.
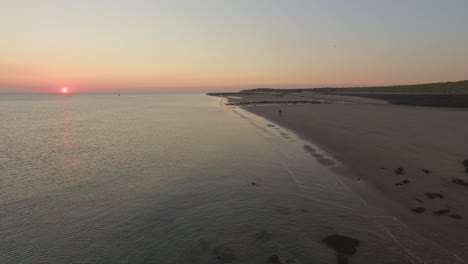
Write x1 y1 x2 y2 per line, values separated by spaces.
1 1 467 93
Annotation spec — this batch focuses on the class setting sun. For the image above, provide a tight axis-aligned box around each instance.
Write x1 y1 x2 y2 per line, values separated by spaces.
61 87 69 94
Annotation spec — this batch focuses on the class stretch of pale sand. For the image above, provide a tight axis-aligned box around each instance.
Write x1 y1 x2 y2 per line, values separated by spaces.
225 92 468 259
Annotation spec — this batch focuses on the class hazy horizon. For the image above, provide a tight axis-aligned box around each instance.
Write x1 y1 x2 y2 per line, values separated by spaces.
2 0 467 93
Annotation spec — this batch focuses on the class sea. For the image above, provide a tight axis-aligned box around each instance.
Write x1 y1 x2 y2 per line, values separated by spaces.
0 93 462 263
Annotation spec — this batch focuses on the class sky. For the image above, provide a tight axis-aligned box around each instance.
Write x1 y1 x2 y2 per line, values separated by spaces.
1 0 467 93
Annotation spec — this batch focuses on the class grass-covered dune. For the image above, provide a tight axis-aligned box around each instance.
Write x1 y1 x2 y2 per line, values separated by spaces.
241 80 468 93
314 80 468 93
235 80 468 107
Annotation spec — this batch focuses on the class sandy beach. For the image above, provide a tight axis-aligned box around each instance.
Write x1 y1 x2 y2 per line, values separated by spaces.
219 92 468 260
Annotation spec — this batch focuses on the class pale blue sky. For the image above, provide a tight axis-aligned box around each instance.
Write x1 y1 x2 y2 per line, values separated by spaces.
1 0 467 92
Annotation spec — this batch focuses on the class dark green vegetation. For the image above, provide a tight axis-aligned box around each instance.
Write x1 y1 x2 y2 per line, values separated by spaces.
240 88 308 93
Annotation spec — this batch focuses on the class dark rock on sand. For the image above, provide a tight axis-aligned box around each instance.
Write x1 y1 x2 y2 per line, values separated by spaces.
411 207 425 213
251 182 257 186
432 209 450 216
452 178 468 188
322 235 360 264
253 230 272 242
395 168 405 175
422 169 430 174
451 214 463 220
463 159 468 168
212 246 236 264
395 180 410 186
322 235 360 256
266 255 282 264
424 192 445 199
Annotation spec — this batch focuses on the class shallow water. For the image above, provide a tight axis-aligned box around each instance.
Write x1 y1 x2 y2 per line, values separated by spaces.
0 94 462 263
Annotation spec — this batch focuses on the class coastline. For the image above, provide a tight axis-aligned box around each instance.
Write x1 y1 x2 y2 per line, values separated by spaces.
215 92 468 261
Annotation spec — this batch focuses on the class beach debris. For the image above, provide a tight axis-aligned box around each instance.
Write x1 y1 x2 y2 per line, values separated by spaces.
463 159 468 173
212 246 236 264
463 159 468 168
394 168 405 175
395 180 410 186
321 235 360 264
423 192 445 199
452 178 468 188
267 255 282 264
411 207 425 213
266 255 295 264
422 169 430 174
253 230 272 242
251 182 257 186
451 214 463 220
462 159 468 173
432 209 450 216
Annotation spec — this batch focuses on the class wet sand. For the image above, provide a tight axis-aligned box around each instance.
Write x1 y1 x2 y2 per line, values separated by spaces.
219 92 468 260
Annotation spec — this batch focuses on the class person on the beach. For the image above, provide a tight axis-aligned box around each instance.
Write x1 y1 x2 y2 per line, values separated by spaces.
279 109 282 116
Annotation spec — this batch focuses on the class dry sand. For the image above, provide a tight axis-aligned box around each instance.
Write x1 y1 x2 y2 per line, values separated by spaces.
223 92 468 260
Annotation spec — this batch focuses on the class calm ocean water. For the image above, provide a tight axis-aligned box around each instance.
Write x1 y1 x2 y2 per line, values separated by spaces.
0 94 461 263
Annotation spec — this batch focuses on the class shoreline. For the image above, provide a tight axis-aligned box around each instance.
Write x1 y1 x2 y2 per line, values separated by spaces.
213 92 468 261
